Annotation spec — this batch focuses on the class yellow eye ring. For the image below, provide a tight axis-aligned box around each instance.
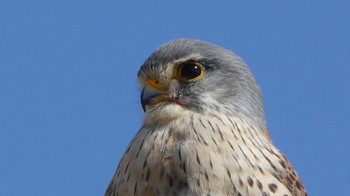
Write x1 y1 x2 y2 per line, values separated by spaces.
175 61 204 82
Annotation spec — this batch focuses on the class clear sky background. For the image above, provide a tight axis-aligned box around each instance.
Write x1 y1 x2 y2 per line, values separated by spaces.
1 1 349 195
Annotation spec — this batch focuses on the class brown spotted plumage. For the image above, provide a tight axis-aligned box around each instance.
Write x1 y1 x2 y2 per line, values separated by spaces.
106 39 306 196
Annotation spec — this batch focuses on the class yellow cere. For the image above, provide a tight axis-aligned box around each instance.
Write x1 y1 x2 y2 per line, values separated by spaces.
147 78 162 90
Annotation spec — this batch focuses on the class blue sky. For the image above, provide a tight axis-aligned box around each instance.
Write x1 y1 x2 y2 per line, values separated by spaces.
1 1 349 195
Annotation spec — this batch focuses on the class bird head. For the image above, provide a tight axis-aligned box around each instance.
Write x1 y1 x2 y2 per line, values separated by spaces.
138 39 266 127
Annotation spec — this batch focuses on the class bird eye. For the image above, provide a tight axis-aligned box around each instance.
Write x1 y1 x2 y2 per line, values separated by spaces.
176 62 204 81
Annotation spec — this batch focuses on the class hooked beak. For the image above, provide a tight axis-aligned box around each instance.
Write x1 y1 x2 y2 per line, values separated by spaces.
141 85 163 112
140 78 166 112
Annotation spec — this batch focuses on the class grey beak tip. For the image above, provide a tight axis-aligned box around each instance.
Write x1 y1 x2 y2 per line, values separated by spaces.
140 86 163 112
141 88 146 112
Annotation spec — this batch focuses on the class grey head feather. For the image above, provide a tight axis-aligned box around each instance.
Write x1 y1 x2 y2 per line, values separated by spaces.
138 39 266 128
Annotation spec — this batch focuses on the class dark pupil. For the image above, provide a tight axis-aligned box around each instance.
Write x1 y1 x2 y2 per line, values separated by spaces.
180 63 201 79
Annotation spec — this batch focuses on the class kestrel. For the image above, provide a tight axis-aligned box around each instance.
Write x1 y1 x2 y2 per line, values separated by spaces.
106 39 306 196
